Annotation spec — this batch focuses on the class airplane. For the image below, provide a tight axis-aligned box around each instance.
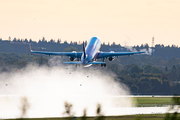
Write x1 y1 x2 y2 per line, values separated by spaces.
31 37 146 67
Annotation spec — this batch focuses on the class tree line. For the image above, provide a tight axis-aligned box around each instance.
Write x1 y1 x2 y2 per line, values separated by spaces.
1 37 180 60
107 55 180 95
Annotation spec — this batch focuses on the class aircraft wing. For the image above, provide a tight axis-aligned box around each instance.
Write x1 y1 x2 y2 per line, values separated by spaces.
97 51 146 59
31 50 83 58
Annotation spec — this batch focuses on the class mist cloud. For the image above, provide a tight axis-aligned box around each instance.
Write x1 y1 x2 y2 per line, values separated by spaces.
0 58 135 118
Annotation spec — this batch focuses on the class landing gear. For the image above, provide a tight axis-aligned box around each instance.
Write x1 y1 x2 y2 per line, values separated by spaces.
101 64 103 67
102 58 105 62
101 58 106 67
101 63 106 67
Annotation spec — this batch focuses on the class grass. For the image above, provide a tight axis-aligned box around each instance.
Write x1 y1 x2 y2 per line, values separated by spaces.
134 97 174 107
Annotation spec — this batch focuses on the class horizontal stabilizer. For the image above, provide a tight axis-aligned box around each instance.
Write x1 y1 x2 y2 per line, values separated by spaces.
88 62 106 64
63 62 82 64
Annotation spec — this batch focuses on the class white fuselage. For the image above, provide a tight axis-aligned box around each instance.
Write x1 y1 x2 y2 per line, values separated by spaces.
81 37 101 66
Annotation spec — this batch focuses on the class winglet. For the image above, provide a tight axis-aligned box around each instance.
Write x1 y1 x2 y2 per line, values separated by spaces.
29 44 33 52
83 41 86 59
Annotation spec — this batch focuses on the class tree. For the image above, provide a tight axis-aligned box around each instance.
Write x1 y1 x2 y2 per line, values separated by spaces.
171 65 177 81
50 39 55 43
42 37 45 42
36 56 48 66
24 38 28 42
168 57 179 67
57 39 61 44
29 39 32 43
9 36 11 41
165 66 168 71
130 85 139 93
1 67 9 73
63 102 74 117
144 65 152 73
177 65 180 82
143 65 162 74
112 42 116 46
164 95 180 120
85 40 87 46
161 81 171 94
38 39 42 43
17 60 28 69
64 47 78 52
130 65 143 74
138 82 151 94
70 41 73 45
107 62 121 74
150 78 162 93
13 37 17 42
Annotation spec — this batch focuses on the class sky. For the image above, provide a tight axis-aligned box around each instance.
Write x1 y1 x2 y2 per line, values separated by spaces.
0 0 180 46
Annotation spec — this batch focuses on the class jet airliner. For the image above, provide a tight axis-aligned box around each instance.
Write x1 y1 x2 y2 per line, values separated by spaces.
31 37 146 67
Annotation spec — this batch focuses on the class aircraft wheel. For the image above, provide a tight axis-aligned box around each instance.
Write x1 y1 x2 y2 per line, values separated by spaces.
104 64 106 67
101 64 103 67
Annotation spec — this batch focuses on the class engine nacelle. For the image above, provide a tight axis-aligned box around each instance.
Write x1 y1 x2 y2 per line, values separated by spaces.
69 57 76 61
108 56 115 61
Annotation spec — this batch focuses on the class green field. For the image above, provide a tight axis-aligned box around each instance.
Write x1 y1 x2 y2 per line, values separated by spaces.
134 97 174 107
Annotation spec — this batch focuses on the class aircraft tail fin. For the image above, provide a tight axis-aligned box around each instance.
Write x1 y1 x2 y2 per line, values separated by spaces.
83 41 86 59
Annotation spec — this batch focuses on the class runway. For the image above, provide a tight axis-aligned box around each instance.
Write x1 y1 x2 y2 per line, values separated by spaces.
0 95 177 119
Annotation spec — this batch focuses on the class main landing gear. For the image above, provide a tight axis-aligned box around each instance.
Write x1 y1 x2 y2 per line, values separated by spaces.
101 63 106 67
101 58 106 67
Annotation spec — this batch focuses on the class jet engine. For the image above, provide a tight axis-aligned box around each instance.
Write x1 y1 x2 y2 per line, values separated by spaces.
69 57 76 61
108 56 115 61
